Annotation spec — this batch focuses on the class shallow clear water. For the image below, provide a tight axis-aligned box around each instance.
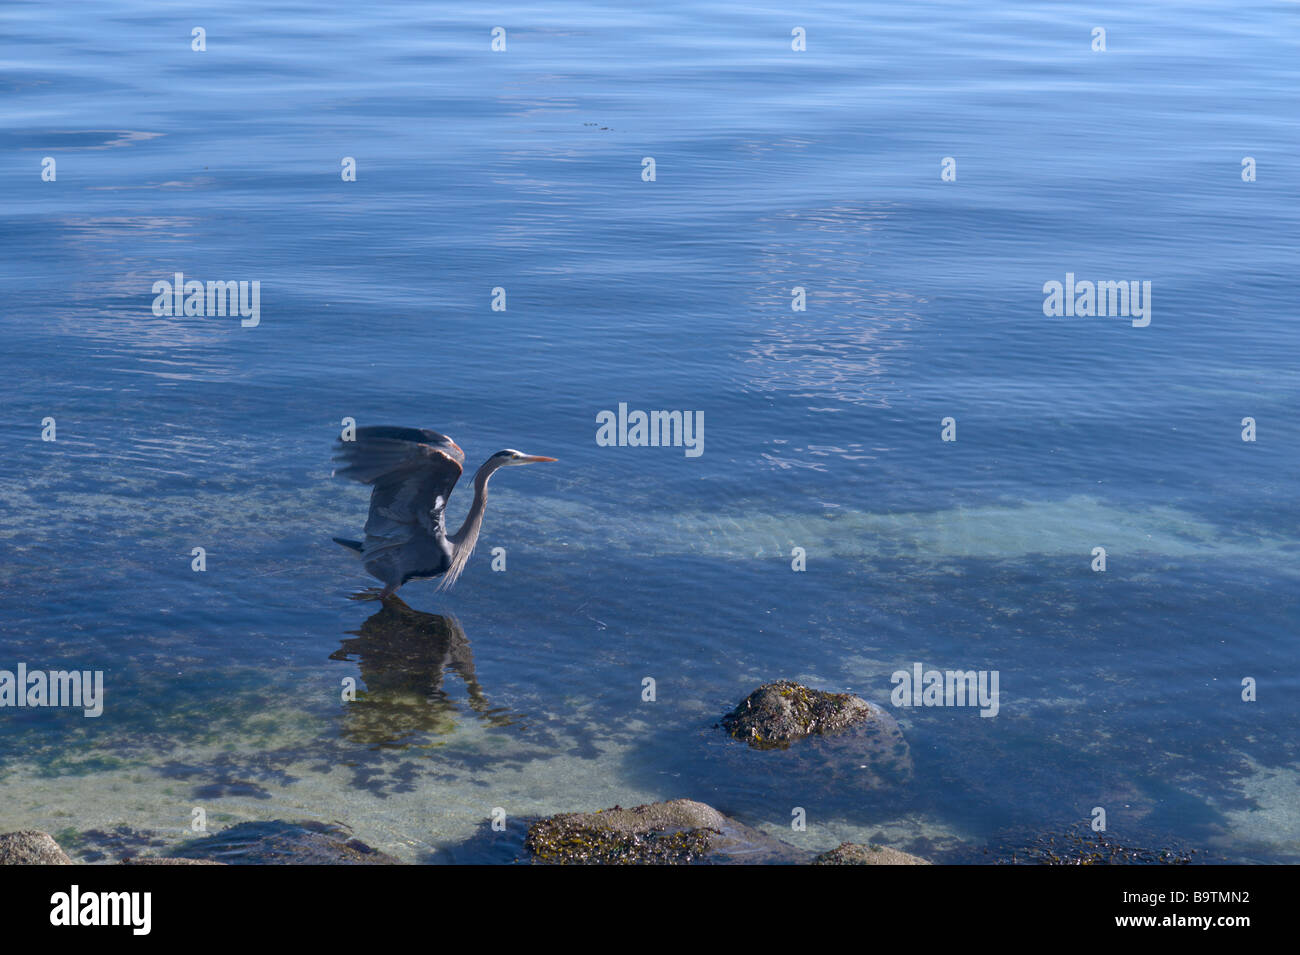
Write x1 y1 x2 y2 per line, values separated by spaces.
1 0 1298 863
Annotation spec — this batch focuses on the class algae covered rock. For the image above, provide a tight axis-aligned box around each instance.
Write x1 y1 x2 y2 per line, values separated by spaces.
0 830 73 865
520 800 932 865
524 798 809 865
812 842 931 865
988 822 1197 865
720 680 879 749
714 681 913 794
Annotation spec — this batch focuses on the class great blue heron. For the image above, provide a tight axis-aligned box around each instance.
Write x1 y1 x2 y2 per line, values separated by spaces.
332 426 555 598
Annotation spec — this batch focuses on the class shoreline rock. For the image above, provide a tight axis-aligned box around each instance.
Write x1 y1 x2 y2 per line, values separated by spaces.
812 842 930 865
121 857 227 865
522 798 931 865
0 831 73 865
524 798 805 864
1 822 396 865
165 820 400 865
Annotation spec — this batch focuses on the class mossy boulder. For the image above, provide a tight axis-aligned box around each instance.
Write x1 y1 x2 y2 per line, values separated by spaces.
812 842 931 865
721 681 881 749
525 798 809 865
521 799 931 865
714 681 913 795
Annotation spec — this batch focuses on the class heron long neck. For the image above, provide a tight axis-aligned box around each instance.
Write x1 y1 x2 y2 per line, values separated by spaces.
441 459 500 589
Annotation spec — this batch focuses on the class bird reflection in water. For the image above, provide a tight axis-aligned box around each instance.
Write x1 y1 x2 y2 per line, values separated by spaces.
330 595 517 747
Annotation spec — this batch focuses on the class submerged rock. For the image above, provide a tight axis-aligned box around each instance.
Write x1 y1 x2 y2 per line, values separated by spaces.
714 681 913 795
58 824 169 863
721 681 885 749
0 830 73 865
120 857 226 865
523 798 930 865
992 823 1198 866
812 842 930 865
166 820 400 865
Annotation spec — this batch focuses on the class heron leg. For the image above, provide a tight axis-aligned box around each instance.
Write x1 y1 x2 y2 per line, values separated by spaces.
380 592 412 611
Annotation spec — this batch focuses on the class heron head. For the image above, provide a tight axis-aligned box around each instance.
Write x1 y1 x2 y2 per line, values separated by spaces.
491 449 557 467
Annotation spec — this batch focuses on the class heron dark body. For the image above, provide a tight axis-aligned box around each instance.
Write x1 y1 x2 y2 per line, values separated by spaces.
332 425 554 597
404 562 452 585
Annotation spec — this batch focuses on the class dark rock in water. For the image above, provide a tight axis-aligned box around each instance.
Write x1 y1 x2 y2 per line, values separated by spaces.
522 798 932 865
721 681 885 749
166 820 399 865
0 830 73 865
812 842 930 865
981 822 1198 865
525 799 813 865
715 681 913 795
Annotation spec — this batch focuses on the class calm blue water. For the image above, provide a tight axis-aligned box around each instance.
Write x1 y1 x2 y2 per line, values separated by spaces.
2 0 1298 863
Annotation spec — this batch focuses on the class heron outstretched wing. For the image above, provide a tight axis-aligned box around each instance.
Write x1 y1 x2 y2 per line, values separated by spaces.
333 426 465 543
